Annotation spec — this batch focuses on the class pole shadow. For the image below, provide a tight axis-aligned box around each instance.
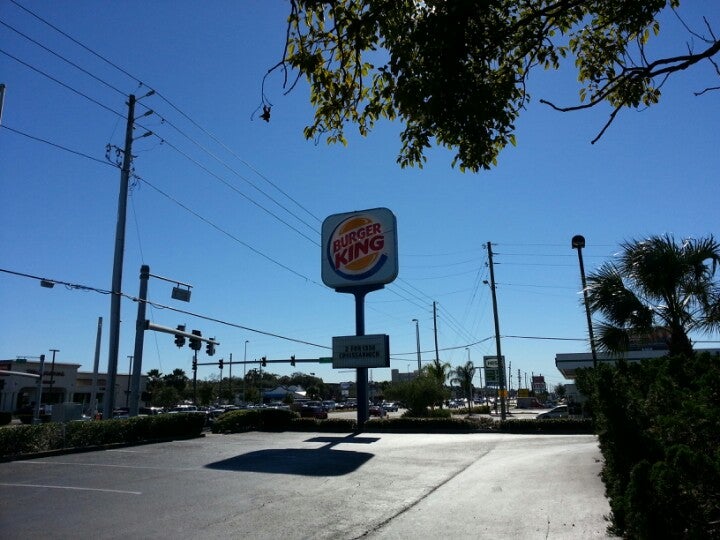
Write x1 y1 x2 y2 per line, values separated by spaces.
205 433 380 476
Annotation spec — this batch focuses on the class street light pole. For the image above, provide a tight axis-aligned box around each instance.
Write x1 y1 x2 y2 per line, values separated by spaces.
412 318 421 372
572 235 598 369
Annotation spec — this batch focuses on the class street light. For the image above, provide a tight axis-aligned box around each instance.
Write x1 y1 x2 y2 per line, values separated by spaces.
572 235 598 369
412 319 421 372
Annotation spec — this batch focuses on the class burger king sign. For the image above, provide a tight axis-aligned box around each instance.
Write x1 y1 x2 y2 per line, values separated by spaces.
321 207 398 289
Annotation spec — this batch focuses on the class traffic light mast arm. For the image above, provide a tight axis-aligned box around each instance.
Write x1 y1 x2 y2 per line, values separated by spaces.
145 321 219 346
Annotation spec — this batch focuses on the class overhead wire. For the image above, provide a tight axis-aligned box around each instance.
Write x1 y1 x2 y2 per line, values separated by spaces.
0 267 330 349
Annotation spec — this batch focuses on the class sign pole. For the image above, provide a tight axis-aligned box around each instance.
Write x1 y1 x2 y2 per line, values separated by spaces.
346 284 384 429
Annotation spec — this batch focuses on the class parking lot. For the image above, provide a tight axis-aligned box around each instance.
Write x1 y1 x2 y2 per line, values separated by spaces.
0 430 613 539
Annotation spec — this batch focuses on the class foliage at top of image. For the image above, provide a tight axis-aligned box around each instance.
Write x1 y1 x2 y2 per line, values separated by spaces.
266 1 719 171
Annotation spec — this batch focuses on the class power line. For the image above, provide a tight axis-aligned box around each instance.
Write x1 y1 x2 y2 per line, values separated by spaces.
0 267 330 349
1 124 116 167
0 48 124 118
136 132 320 246
0 17 127 98
134 174 324 285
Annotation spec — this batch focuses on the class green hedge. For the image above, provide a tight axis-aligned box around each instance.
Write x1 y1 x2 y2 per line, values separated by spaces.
498 418 594 434
211 408 298 433
575 352 720 538
0 413 206 460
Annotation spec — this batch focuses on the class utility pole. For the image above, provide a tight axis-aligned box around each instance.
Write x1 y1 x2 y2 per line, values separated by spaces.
104 94 136 420
487 241 507 420
228 352 233 402
433 301 439 362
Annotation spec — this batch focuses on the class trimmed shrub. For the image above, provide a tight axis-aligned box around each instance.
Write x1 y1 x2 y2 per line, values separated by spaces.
575 352 720 538
0 412 12 425
0 412 206 459
498 418 594 434
364 416 479 433
288 418 357 432
211 408 298 434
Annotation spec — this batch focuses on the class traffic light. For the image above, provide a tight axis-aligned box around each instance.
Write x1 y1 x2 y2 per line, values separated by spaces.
261 356 267 367
206 339 216 356
290 355 295 367
192 358 197 371
218 358 224 370
174 324 186 347
189 330 202 351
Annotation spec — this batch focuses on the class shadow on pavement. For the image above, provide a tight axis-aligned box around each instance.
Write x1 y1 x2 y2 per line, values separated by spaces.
205 433 379 476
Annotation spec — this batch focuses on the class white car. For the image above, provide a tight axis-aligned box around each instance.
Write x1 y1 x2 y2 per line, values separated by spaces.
536 405 568 419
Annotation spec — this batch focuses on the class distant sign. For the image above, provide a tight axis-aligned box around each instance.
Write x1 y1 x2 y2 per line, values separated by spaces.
321 208 398 289
483 355 505 386
332 334 390 369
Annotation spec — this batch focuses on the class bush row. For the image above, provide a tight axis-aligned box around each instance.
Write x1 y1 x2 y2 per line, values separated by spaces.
0 412 206 460
211 408 582 435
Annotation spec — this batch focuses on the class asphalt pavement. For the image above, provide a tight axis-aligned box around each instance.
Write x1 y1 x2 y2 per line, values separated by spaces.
0 430 614 539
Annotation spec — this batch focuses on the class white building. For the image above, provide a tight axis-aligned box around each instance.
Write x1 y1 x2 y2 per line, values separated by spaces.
0 358 147 414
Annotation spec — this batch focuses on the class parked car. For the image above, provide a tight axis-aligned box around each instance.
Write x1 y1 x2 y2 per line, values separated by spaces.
300 404 328 419
381 402 398 412
536 405 568 419
322 400 337 411
369 404 387 417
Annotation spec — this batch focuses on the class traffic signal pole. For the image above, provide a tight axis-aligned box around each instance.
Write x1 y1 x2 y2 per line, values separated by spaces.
129 265 149 417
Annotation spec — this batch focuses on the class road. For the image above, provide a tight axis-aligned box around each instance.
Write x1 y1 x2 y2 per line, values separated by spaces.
0 431 614 539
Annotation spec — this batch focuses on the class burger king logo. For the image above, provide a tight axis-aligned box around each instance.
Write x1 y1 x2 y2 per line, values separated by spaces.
327 214 388 281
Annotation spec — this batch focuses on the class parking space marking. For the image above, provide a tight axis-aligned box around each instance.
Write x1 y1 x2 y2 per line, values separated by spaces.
15 460 198 471
0 482 141 495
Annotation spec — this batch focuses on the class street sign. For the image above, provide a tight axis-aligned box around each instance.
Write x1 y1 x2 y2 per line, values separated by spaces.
332 334 390 369
319 357 333 364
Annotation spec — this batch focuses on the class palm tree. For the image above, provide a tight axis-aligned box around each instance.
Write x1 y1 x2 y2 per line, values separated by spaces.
585 234 720 356
424 358 451 408
450 361 475 414
425 358 451 385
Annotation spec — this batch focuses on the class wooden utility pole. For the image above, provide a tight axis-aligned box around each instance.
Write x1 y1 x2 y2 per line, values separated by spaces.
487 241 507 420
433 301 439 362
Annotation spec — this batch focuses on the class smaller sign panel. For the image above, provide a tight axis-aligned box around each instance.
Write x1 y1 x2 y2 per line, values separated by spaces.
332 334 390 369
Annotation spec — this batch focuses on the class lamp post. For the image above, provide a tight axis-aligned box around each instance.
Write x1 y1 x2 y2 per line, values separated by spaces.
572 235 598 369
412 319 421 372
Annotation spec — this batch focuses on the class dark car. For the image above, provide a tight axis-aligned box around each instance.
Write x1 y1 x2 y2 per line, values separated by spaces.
369 404 387 417
300 404 328 419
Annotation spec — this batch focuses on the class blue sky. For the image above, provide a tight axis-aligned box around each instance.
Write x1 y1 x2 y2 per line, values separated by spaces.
2 1 719 391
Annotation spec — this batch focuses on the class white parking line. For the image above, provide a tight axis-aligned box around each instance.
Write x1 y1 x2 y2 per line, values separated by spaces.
0 482 141 495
